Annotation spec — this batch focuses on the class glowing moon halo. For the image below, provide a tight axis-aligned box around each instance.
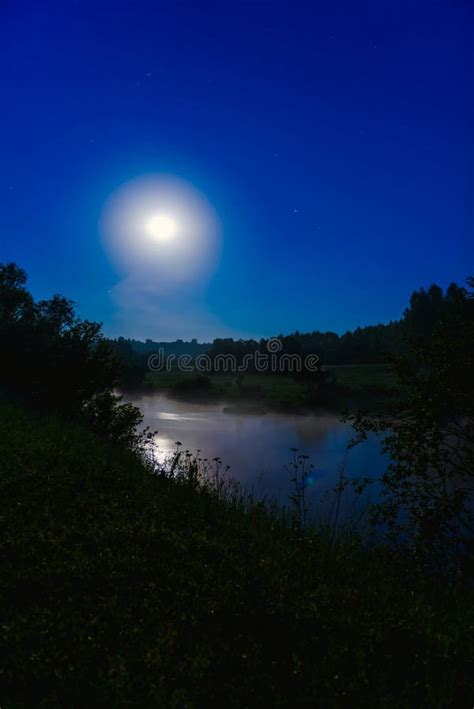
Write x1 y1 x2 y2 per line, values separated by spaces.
146 213 177 241
100 174 221 289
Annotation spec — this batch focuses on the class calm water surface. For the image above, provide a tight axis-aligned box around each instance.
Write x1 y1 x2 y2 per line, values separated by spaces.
123 391 387 515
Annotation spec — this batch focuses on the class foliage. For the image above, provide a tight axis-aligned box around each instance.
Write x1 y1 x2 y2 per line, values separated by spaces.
0 262 144 447
82 390 152 451
145 367 396 413
402 281 471 346
208 324 405 368
347 279 474 570
108 337 149 388
1 401 473 707
287 448 312 528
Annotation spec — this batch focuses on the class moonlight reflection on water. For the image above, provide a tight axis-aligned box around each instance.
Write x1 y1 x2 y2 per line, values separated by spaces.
122 391 386 514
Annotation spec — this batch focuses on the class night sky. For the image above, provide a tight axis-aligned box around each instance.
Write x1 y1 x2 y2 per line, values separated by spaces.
1 0 472 340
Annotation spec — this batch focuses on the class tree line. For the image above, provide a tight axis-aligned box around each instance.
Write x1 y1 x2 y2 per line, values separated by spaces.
109 280 472 379
0 262 146 448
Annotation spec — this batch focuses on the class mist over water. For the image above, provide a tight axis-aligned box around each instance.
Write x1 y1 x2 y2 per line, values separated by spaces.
122 390 387 516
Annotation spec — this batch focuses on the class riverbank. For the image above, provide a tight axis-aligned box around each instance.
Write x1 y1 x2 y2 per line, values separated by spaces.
140 364 397 413
1 400 473 706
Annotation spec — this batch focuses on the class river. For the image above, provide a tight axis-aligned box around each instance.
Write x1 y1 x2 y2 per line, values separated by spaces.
122 391 387 519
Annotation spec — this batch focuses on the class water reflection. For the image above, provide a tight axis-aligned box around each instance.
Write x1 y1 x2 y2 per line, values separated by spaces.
122 391 387 513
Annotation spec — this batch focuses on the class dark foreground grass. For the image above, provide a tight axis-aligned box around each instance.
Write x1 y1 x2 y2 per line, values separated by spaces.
1 402 473 707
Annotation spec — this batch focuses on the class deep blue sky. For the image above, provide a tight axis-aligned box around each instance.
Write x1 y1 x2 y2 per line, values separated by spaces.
1 0 472 339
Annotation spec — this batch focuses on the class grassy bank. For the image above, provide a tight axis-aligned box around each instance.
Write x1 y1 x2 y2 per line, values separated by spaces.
142 364 397 412
1 401 473 706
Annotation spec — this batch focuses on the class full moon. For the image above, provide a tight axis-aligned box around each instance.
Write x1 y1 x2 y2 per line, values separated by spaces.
146 213 176 241
101 174 221 288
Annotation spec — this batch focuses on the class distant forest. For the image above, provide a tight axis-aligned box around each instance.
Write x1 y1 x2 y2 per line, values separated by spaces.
111 282 470 378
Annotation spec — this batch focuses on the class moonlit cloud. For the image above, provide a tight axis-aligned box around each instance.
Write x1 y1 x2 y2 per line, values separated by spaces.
107 274 236 341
